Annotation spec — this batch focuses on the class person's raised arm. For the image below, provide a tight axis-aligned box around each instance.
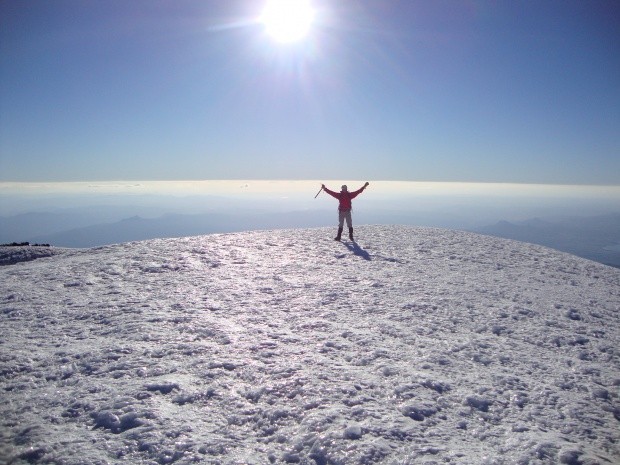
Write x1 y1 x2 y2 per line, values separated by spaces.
322 185 339 198
350 182 370 197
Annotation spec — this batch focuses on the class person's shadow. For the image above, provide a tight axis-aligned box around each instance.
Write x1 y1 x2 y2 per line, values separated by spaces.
343 241 371 261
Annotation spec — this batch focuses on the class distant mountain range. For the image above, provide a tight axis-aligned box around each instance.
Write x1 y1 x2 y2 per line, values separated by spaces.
0 207 477 248
9 211 333 248
2 207 619 268
471 213 620 268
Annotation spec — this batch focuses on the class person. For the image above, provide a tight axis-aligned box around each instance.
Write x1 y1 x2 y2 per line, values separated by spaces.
321 182 369 241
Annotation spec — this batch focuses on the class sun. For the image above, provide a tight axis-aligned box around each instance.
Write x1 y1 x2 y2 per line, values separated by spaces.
260 0 316 43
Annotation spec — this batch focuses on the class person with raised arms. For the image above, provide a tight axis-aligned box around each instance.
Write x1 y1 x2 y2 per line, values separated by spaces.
320 182 369 241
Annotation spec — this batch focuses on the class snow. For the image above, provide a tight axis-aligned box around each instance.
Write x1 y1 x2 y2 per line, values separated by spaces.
0 245 69 266
1 225 619 465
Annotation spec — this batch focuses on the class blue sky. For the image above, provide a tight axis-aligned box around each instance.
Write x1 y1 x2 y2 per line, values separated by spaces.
1 0 619 184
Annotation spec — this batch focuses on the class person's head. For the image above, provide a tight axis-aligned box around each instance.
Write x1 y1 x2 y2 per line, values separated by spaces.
341 185 348 192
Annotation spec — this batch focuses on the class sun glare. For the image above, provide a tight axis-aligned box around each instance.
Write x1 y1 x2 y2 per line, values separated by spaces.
260 0 315 43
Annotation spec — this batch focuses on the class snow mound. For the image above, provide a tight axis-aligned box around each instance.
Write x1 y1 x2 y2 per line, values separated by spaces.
0 245 71 266
1 225 619 464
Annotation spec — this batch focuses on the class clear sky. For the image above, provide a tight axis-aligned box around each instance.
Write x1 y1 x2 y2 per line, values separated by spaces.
1 0 618 184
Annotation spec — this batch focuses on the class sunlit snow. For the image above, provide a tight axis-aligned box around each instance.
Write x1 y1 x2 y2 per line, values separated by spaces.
1 226 619 464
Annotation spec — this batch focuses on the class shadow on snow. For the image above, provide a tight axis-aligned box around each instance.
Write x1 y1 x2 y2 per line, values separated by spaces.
342 241 371 261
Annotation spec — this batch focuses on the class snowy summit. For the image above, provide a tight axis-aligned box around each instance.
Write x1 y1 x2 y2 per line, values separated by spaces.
1 225 619 464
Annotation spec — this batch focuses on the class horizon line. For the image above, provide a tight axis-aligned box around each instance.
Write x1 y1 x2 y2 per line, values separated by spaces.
1 179 620 188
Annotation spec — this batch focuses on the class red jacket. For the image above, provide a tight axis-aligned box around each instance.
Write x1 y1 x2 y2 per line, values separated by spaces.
323 186 365 211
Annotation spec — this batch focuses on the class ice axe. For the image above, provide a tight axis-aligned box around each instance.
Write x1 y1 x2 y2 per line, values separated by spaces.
314 185 323 198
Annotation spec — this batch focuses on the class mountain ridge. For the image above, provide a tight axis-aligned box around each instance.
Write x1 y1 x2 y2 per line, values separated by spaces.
3 208 619 268
473 212 620 268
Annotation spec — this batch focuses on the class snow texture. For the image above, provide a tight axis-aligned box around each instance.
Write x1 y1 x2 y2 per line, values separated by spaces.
1 225 619 465
0 246 68 267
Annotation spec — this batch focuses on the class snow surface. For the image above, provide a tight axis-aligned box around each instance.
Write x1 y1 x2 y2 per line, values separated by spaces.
1 225 619 465
0 246 68 266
